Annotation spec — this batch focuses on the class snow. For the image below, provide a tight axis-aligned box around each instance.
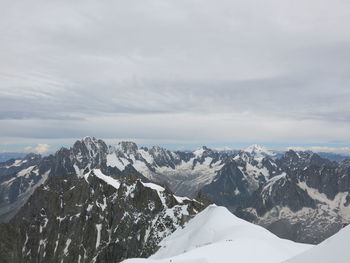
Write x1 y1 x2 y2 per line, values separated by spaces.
245 161 270 180
105 144 223 197
153 157 223 197
263 172 287 195
193 147 205 157
63 238 72 255
142 182 165 192
73 164 84 177
17 166 36 177
13 159 27 167
144 227 151 243
236 154 276 194
284 226 350 263
139 149 154 164
96 224 102 249
88 169 120 190
174 195 191 203
54 234 60 254
202 157 212 166
133 160 152 174
101 197 107 211
39 218 49 233
244 144 275 157
123 205 312 263
141 182 167 206
2 159 28 168
22 234 28 254
237 166 259 193
1 177 16 185
297 182 350 220
106 153 128 171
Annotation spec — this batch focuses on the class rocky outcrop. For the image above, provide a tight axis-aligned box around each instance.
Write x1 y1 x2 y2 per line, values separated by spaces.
0 169 204 263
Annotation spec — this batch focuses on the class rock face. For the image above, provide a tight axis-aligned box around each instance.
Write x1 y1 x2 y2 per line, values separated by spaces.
0 169 204 263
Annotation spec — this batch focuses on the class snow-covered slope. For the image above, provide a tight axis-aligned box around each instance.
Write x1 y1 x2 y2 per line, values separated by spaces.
123 205 312 263
284 225 350 263
244 144 276 158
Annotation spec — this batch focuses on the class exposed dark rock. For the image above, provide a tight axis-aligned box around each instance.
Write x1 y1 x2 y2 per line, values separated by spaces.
0 169 205 263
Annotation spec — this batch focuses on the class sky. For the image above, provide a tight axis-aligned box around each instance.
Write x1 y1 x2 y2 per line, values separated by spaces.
1 0 350 154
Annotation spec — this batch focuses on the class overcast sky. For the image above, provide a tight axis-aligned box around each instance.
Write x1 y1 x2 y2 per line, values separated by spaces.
1 0 350 153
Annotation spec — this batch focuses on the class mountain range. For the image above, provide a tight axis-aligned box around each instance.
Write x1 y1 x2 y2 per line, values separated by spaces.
0 136 349 262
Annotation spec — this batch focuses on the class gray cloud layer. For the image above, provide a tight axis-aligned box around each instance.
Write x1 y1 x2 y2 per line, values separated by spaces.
1 0 350 147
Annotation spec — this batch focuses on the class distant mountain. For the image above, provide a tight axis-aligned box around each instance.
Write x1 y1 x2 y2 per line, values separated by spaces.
105 143 229 198
123 205 312 263
203 150 350 243
244 144 276 158
0 152 27 162
316 152 350 162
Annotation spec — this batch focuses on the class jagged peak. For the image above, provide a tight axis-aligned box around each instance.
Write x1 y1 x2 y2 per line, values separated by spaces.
117 141 138 154
244 144 275 157
82 135 97 142
193 146 212 157
73 136 98 147
284 149 312 160
233 150 251 162
284 149 298 156
72 136 107 153
149 145 170 155
150 145 166 151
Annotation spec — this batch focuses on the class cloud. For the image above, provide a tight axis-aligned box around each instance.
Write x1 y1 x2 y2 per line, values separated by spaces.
0 0 350 147
24 144 51 154
288 146 350 155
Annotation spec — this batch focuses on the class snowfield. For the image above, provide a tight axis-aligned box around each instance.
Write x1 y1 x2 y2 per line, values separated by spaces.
284 225 350 263
123 205 312 263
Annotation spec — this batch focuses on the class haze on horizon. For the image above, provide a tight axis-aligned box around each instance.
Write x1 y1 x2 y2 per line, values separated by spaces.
1 0 350 154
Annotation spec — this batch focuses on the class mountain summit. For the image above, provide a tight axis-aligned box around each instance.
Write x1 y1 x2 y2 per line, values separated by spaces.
244 144 276 157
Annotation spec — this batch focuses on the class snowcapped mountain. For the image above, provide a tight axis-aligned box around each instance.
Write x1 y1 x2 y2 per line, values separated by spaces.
201 149 350 244
0 137 109 222
0 168 205 263
0 137 349 246
106 143 228 198
284 225 350 263
244 144 276 158
241 151 350 243
123 205 312 263
201 150 283 212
